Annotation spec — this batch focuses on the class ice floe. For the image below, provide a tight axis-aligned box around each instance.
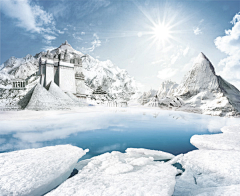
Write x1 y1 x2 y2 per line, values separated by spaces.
191 124 240 151
47 150 179 196
191 133 240 151
0 145 88 196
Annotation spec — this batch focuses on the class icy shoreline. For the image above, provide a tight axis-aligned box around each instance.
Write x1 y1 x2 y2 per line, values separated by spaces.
0 123 239 195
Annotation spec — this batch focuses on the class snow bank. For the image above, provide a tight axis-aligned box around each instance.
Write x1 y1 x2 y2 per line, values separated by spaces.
190 124 240 151
0 145 88 196
47 150 179 196
125 148 175 160
191 133 240 151
221 125 240 133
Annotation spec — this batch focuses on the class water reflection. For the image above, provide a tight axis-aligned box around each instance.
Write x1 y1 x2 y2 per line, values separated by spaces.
0 108 239 157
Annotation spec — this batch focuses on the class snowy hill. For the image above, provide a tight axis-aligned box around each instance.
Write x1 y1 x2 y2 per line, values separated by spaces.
174 52 240 117
157 81 178 98
0 41 139 108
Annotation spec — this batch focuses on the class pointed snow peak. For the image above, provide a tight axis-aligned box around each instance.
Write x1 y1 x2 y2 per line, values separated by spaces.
199 52 206 58
193 52 216 75
195 52 209 63
174 53 221 96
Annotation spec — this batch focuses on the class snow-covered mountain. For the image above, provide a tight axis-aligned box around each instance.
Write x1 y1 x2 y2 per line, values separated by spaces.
157 80 178 98
174 52 240 117
0 41 139 107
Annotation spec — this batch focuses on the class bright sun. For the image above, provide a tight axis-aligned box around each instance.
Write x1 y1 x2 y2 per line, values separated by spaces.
153 23 170 41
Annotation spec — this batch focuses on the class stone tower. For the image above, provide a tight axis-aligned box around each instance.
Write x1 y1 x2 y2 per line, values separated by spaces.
74 57 86 98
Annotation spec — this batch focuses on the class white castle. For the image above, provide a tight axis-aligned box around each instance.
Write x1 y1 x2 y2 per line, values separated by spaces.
38 41 86 98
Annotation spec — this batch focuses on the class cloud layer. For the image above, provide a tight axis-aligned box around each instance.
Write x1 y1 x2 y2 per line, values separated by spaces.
1 0 60 46
215 12 240 89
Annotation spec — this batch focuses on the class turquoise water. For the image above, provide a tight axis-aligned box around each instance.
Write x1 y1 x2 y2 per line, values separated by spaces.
0 108 238 158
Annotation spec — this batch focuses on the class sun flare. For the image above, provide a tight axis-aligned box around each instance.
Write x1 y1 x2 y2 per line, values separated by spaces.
153 23 170 41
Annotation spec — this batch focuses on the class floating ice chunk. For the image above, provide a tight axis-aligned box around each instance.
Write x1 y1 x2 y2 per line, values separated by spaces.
125 148 175 160
191 133 240 151
47 150 178 196
0 145 88 196
174 149 240 195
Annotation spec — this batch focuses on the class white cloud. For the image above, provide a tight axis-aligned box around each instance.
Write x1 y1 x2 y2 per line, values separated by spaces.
81 33 101 53
193 27 202 35
1 0 37 32
72 33 83 41
43 35 56 44
81 32 86 35
193 19 204 36
214 12 240 89
171 53 180 65
41 46 57 52
1 0 61 46
151 60 165 65
183 46 189 56
157 68 178 80
1 0 53 33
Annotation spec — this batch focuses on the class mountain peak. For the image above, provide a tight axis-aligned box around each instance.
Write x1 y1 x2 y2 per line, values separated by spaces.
62 40 71 46
58 40 75 52
194 52 216 75
175 52 219 97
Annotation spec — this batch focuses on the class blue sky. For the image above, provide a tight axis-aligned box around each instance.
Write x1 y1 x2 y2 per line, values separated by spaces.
1 0 240 90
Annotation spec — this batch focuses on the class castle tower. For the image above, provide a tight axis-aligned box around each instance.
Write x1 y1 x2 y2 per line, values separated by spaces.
74 57 86 98
38 41 88 96
58 50 76 93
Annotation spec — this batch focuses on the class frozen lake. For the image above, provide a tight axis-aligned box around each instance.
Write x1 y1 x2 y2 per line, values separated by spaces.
0 107 239 159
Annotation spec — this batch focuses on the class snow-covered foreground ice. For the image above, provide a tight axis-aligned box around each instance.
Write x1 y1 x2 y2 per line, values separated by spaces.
191 124 240 151
173 124 240 196
174 149 240 195
47 150 179 196
0 145 88 196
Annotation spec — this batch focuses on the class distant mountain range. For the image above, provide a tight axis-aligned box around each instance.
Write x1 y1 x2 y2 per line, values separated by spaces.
1 42 240 117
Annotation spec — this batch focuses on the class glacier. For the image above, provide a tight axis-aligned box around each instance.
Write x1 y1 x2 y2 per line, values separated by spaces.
0 145 88 196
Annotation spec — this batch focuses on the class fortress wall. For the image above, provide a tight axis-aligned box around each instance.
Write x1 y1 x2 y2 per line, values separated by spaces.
54 66 59 86
45 61 54 87
59 62 76 93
